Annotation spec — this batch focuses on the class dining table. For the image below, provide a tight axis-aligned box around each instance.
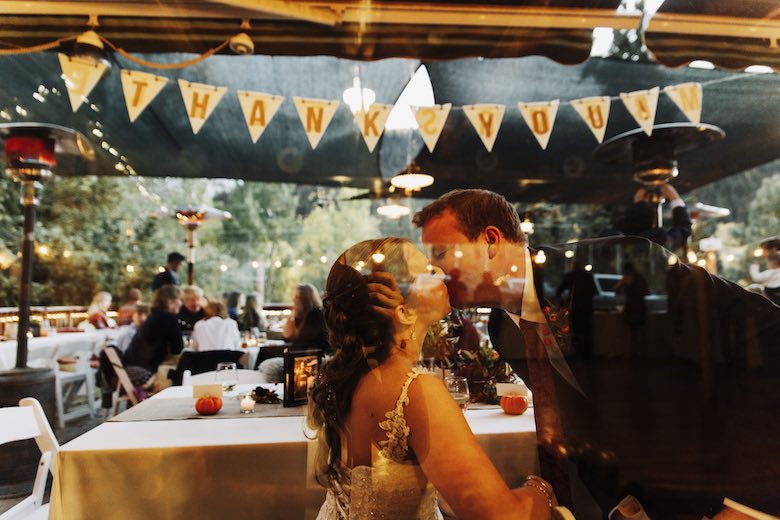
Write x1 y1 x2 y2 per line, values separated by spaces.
49 383 539 519
0 328 123 370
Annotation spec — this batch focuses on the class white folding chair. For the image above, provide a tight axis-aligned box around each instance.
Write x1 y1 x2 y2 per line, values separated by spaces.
0 398 59 520
103 347 139 417
182 368 269 385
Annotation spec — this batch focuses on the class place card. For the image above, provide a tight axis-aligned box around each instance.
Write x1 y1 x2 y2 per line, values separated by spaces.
192 384 223 398
496 382 528 397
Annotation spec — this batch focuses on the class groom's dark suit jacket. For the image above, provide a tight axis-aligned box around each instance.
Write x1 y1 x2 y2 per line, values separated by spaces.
488 236 780 518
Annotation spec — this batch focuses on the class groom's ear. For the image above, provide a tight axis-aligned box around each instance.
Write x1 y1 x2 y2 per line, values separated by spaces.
484 226 501 259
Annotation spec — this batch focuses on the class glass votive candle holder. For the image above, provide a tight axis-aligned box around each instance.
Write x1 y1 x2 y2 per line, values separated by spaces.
239 393 256 414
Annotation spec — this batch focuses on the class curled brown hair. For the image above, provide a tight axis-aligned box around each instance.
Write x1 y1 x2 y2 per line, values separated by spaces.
412 188 527 243
307 237 414 487
151 285 180 313
204 300 227 319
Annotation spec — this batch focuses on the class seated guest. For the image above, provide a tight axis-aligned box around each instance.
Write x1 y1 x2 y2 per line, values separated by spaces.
124 285 184 373
177 285 205 332
116 288 142 326
116 304 150 354
750 237 780 306
283 283 329 352
88 291 116 329
192 301 241 351
226 291 241 321
238 294 267 332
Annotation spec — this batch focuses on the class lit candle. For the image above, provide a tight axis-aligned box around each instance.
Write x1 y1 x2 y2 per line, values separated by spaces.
240 395 255 413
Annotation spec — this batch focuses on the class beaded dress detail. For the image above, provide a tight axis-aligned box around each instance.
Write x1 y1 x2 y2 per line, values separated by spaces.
316 369 442 520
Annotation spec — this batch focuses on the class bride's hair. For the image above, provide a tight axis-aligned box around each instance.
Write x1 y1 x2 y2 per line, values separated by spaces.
308 237 414 487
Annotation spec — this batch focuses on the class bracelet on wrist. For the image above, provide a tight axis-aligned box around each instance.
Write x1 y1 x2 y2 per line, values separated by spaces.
522 480 553 508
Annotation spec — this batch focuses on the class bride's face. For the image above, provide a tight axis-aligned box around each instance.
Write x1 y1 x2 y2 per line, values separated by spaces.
402 243 451 324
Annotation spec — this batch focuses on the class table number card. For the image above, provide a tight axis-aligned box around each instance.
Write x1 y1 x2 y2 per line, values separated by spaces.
192 384 223 398
496 383 528 397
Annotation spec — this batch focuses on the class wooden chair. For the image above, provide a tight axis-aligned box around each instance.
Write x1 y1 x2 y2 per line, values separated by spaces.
182 368 269 385
0 398 59 520
102 347 139 417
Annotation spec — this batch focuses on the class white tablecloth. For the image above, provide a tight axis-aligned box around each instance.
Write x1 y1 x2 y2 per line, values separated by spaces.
50 384 538 519
0 328 122 370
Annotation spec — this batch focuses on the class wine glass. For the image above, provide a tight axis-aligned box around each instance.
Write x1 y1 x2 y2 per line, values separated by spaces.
445 376 470 412
215 362 238 392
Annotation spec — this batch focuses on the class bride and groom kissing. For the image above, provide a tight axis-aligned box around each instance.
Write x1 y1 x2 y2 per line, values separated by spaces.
308 189 780 519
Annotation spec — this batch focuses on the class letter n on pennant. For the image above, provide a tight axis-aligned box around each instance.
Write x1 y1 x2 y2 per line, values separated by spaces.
293 96 340 149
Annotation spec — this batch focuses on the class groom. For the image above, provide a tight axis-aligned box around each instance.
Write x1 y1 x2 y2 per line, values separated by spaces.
369 188 780 518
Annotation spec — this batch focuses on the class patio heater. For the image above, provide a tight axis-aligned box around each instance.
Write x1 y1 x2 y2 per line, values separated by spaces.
593 122 724 227
0 123 94 370
174 206 231 285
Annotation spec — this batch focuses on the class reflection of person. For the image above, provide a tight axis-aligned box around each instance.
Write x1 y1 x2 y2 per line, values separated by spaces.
555 262 596 359
750 238 780 306
614 262 649 356
283 284 329 352
152 252 185 290
623 184 691 254
88 291 116 329
117 288 142 326
177 285 205 332
309 238 554 520
400 188 780 516
191 301 240 352
124 285 184 373
238 294 267 332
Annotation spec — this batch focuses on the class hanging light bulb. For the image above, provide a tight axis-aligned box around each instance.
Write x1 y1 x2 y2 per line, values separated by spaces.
377 201 411 219
342 77 376 114
390 162 434 192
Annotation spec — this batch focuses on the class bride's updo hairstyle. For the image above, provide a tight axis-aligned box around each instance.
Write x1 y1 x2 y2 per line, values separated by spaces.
308 237 414 486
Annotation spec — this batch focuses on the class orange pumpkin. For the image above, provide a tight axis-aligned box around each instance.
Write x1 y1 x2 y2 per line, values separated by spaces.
195 395 223 415
500 394 528 415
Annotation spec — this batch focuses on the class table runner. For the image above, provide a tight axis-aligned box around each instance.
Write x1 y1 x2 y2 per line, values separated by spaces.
109 396 306 421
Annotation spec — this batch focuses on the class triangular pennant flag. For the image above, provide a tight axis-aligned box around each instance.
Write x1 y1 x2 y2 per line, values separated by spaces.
664 82 703 124
57 53 108 112
237 90 285 143
293 96 340 149
462 104 505 152
570 96 611 143
177 79 227 134
620 87 659 136
120 70 168 123
413 104 452 153
353 103 393 152
518 100 560 150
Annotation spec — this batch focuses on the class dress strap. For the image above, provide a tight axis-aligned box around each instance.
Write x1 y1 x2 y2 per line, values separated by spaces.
377 368 422 461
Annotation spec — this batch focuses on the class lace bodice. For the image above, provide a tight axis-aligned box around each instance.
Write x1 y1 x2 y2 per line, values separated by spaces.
317 369 442 520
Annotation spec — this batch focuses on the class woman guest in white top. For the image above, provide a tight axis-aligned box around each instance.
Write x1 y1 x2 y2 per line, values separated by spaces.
750 237 780 306
191 301 241 351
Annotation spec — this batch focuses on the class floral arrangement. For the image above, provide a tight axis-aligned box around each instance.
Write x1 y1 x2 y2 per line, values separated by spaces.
251 386 281 404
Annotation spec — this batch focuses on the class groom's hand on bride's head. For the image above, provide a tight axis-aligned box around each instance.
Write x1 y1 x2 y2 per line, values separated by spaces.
366 271 403 319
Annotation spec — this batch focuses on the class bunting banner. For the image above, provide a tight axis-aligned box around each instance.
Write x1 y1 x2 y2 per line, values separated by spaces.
237 90 284 144
413 103 452 153
664 82 702 124
58 53 108 112
518 100 560 150
620 87 659 136
178 79 227 134
463 104 505 152
120 70 168 122
293 97 340 150
570 96 611 143
354 103 393 152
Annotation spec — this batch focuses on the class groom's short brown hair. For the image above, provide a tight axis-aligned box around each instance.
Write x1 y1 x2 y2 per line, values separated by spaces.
412 189 526 243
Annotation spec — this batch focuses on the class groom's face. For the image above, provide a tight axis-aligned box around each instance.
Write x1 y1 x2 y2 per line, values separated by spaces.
420 210 488 309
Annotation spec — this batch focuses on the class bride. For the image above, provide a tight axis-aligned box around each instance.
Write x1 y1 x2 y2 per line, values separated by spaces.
308 237 555 519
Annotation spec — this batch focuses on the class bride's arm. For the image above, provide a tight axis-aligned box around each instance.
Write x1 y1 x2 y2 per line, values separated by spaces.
406 375 551 520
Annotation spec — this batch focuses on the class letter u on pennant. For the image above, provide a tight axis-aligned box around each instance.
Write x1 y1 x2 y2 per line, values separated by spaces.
620 87 659 136
177 79 227 134
571 96 611 143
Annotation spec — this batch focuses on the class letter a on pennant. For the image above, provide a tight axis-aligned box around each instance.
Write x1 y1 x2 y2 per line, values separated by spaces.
664 82 702 124
354 103 392 152
620 87 659 136
237 90 284 143
463 104 505 152
293 96 340 150
178 79 227 135
57 53 108 112
120 70 168 122
571 96 611 143
518 100 560 150
413 104 452 153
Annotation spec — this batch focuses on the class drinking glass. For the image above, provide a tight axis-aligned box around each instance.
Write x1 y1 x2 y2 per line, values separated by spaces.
215 362 238 392
445 376 470 412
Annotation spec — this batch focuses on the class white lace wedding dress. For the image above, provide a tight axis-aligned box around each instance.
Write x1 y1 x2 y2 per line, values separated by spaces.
316 369 444 520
